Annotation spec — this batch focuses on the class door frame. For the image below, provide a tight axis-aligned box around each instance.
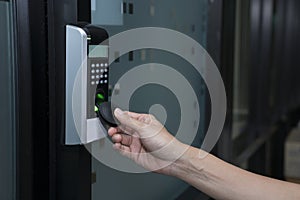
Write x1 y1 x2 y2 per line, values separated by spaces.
13 0 92 199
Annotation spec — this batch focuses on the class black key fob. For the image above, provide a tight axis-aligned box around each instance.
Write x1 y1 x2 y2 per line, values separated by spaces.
96 102 118 128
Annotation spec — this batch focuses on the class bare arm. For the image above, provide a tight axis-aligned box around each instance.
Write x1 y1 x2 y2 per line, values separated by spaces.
109 109 300 200
171 145 300 200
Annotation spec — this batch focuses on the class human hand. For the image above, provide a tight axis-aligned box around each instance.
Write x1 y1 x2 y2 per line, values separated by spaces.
108 108 188 175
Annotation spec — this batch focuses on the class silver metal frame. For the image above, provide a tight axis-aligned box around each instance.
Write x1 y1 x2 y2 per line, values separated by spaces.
65 25 106 145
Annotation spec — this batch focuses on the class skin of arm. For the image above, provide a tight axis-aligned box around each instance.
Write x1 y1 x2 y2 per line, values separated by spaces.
109 108 300 200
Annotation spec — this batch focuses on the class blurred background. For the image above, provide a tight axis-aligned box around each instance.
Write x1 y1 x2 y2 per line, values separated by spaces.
0 0 300 199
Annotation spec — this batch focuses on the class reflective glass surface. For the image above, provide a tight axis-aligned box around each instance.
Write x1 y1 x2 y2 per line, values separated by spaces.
0 1 16 199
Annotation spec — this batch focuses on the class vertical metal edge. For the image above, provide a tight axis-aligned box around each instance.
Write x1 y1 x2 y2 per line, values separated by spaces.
65 25 87 145
81 28 88 143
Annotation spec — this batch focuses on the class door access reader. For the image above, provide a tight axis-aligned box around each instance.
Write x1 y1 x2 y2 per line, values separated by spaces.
65 24 109 145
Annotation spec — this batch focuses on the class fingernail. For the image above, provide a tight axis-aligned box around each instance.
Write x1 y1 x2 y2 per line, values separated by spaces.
114 108 124 116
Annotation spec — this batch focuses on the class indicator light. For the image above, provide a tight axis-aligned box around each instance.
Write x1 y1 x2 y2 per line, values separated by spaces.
94 106 99 112
97 93 105 100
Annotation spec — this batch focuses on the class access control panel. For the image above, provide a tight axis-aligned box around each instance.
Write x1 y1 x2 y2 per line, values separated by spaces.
65 23 109 145
86 28 109 120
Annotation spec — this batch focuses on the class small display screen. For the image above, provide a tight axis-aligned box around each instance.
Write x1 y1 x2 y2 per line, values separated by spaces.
89 45 108 58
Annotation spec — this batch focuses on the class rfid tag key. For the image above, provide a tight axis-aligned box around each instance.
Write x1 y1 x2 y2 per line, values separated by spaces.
95 102 119 128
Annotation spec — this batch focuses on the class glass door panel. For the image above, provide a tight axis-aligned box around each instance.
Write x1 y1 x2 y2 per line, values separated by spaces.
90 1 209 199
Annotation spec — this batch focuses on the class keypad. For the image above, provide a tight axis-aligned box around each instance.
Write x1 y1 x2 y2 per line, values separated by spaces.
90 62 109 85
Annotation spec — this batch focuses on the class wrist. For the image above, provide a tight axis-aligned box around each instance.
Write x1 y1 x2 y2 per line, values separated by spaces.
170 145 206 179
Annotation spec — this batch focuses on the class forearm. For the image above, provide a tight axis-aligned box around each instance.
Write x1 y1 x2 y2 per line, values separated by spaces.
171 145 300 200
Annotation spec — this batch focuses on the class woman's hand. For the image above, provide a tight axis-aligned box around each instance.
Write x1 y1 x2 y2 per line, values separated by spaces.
108 108 188 175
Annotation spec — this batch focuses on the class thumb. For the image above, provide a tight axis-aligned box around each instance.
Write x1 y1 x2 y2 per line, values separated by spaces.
114 108 144 131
